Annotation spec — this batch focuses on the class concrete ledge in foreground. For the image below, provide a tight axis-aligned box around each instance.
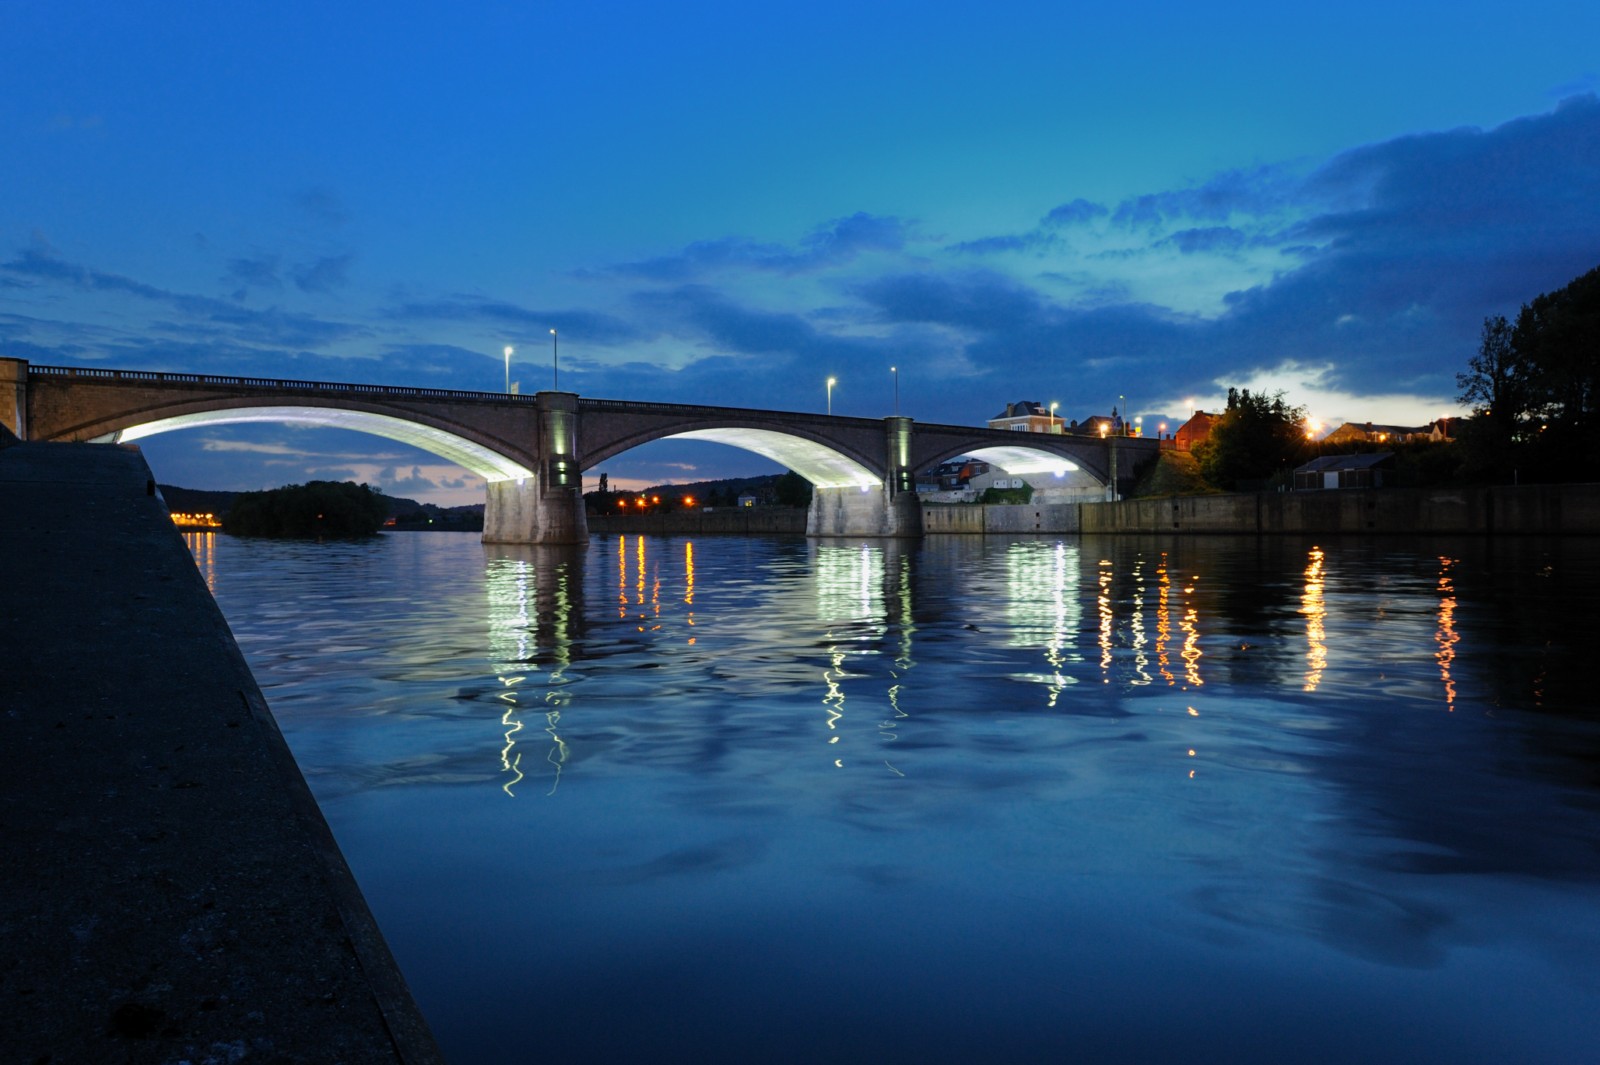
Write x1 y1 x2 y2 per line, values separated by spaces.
0 441 445 1064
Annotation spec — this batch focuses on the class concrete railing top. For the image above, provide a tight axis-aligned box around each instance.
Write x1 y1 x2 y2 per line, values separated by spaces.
578 395 895 428
28 364 541 404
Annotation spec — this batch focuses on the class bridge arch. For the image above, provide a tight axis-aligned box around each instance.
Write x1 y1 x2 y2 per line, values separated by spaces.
580 411 885 490
77 400 536 482
916 441 1107 488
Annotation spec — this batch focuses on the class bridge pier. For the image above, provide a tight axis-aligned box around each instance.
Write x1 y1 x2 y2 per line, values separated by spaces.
482 391 588 545
805 416 924 537
807 485 922 537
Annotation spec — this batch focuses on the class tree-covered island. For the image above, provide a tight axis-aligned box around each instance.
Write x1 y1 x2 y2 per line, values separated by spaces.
222 480 388 538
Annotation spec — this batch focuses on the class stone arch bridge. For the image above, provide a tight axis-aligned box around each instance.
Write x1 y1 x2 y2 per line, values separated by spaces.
1 360 1154 543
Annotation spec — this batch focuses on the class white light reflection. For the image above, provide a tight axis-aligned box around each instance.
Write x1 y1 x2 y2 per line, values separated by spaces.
1003 541 1082 706
485 553 535 795
1130 556 1151 686
485 548 579 796
814 543 889 767
881 547 915 754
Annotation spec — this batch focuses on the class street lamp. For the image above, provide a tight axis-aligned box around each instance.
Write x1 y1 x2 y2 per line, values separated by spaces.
827 376 836 416
550 329 558 390
891 366 899 417
1049 401 1058 433
503 345 514 394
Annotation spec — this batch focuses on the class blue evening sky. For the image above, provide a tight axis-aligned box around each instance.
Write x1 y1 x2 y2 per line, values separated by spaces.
4 1 1598 502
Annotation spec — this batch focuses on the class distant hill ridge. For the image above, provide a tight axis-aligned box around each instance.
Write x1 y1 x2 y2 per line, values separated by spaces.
158 484 433 518
160 472 788 518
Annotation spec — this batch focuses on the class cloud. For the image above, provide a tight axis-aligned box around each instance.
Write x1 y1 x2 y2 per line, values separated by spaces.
293 254 352 293
1110 164 1301 231
1160 227 1250 255
1 244 367 351
1044 199 1109 227
225 254 282 294
295 186 347 226
388 295 642 346
8 97 1598 458
599 212 912 281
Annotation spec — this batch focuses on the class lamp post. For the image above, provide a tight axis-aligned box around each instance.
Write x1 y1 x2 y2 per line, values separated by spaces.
827 376 836 416
549 329 558 390
891 366 899 416
1049 401 1058 433
503 345 514 394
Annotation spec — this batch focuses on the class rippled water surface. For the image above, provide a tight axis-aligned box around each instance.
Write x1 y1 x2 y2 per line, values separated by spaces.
185 531 1600 1064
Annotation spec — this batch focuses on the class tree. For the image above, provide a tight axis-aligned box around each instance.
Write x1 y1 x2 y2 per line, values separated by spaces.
1516 267 1593 441
1455 264 1600 482
773 470 813 508
1456 314 1534 438
1193 387 1308 490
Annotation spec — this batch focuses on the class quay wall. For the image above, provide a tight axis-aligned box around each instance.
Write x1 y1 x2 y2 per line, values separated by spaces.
923 502 1082 534
591 484 1600 538
1076 483 1600 535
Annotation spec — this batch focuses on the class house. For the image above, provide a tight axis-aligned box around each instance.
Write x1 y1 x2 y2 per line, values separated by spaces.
924 457 990 491
987 401 1063 434
1293 452 1394 490
1323 421 1434 446
1173 410 1217 452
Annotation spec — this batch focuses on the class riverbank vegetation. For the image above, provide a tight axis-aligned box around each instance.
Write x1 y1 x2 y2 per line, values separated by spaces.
1455 263 1598 484
222 480 388 538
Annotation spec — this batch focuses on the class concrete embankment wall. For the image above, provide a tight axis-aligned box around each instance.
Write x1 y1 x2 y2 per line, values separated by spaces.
1079 483 1600 535
923 502 1082 534
924 483 1600 536
0 442 442 1064
592 485 1600 538
589 508 808 535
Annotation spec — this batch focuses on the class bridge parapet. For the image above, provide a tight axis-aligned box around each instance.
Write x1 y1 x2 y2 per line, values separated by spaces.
29 364 539 405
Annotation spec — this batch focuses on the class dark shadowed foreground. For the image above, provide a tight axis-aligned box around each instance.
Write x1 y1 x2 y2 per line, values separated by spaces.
0 442 442 1064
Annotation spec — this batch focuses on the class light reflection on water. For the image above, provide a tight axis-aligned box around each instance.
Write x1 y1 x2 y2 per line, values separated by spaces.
194 532 1600 1064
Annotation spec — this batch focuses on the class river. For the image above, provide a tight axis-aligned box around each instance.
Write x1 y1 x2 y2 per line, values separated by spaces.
183 530 1600 1064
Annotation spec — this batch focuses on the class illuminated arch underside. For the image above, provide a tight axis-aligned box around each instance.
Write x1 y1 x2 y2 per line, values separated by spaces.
963 445 1090 480
99 406 535 482
666 428 876 489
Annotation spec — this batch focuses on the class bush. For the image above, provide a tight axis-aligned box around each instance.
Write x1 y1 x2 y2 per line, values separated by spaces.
978 484 1033 504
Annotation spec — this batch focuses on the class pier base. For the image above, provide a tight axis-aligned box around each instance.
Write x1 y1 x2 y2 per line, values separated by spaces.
807 485 923 537
482 476 589 544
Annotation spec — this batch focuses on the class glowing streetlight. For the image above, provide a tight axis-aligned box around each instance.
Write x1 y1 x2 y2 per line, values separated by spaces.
503 345 514 394
827 376 836 416
549 329 558 390
1049 401 1059 433
891 366 899 416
